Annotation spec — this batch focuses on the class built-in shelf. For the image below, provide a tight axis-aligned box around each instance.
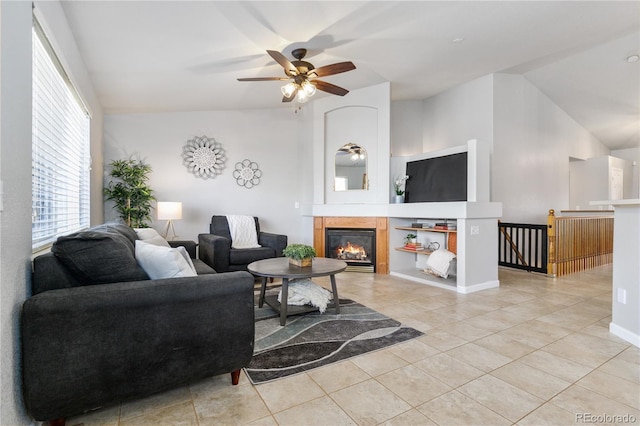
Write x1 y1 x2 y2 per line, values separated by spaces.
394 247 435 254
391 220 459 291
395 225 457 255
390 268 457 290
395 226 457 233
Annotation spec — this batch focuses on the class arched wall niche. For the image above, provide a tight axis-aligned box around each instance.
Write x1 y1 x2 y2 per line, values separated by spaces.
312 82 391 207
325 106 377 201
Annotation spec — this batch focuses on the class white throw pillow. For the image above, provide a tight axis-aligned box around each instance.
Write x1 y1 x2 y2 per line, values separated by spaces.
135 240 197 279
425 249 456 279
134 228 170 247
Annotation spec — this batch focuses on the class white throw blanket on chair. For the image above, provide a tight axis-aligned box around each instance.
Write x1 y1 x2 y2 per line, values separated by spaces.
226 215 261 249
278 279 333 313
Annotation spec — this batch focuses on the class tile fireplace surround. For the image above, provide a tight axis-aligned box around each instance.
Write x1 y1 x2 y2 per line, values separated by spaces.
313 217 389 274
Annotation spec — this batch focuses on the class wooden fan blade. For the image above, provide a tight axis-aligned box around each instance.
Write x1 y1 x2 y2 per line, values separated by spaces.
267 50 298 76
282 88 297 103
314 80 349 96
237 77 290 81
309 61 356 78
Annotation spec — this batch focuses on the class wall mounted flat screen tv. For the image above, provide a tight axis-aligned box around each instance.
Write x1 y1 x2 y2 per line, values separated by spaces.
405 152 467 203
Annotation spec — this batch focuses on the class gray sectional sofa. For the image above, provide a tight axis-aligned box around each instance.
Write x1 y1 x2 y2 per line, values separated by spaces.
22 223 255 425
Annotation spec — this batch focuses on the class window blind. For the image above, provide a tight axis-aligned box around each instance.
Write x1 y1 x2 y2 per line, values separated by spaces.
32 19 91 252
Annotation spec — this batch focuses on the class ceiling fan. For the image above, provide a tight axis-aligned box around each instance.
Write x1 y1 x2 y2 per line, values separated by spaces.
237 48 356 103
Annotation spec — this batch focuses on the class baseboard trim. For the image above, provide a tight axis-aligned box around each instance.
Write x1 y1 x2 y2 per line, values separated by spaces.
456 280 500 294
609 322 640 348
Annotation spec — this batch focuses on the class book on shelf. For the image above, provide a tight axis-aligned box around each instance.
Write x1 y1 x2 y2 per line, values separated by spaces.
403 243 423 251
434 225 448 230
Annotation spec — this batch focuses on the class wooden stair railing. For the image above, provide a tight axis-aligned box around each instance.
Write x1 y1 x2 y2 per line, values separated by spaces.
547 209 613 277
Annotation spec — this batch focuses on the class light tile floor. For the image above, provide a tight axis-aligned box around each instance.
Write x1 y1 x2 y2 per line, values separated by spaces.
68 265 639 426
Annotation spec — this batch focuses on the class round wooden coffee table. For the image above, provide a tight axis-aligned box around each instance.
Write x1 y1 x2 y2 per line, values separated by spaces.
248 257 347 326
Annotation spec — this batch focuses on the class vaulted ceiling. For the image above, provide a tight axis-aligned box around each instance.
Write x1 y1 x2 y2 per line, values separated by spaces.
60 1 639 150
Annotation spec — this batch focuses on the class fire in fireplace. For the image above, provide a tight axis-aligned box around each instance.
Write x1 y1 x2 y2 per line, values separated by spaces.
325 228 376 272
336 241 369 262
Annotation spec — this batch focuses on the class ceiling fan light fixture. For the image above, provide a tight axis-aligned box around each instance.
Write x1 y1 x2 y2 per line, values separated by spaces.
302 80 316 97
238 48 356 103
281 82 297 98
296 89 309 103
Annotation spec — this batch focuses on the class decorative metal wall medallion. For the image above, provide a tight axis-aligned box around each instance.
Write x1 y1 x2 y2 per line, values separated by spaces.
233 159 262 189
181 135 226 179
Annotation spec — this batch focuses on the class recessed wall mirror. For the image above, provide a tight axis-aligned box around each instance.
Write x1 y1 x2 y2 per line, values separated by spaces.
335 143 368 191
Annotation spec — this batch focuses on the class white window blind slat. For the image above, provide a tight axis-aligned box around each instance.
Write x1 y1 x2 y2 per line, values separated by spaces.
32 20 90 252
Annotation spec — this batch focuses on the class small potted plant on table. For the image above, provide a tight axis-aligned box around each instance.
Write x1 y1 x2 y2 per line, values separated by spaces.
283 244 316 267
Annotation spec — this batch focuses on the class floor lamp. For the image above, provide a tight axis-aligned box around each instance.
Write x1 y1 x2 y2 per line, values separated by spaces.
157 202 182 240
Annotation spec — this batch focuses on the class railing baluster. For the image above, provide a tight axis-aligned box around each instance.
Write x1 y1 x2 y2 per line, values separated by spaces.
498 211 611 276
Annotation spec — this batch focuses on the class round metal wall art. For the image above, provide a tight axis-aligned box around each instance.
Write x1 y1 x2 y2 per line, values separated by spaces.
233 159 262 189
181 135 226 179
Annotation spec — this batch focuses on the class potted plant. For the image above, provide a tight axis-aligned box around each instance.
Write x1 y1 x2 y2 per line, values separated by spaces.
405 233 417 244
393 175 408 203
283 244 316 267
104 159 155 228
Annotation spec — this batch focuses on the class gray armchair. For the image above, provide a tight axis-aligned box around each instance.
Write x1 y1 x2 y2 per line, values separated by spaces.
199 216 287 273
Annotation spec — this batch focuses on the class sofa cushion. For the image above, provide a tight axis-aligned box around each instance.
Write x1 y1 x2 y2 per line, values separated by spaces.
191 259 216 275
135 227 170 247
229 246 276 266
135 240 197 279
52 230 149 285
32 252 84 295
91 223 138 251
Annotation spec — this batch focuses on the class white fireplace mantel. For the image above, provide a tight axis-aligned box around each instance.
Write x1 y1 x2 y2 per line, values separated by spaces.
309 201 502 220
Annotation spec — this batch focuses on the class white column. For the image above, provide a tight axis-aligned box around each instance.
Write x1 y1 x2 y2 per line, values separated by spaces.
592 199 640 347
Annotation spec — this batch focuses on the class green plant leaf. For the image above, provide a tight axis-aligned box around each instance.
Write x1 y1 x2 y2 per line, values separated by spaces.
104 158 155 227
282 244 316 260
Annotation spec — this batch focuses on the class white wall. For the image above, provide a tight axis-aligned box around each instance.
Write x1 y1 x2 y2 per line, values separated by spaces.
612 147 640 198
569 158 587 209
391 100 423 157
492 74 609 223
0 2 103 422
609 202 640 347
571 155 634 209
0 2 32 424
422 74 494 153
104 109 308 244
416 73 611 223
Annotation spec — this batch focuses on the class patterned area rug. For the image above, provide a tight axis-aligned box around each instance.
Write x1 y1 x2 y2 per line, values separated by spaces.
245 297 424 384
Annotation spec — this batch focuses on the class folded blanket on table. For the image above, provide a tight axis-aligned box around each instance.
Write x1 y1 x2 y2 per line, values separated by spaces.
278 278 333 313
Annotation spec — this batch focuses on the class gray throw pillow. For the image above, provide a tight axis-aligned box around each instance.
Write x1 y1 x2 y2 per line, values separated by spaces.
91 223 138 252
52 230 149 285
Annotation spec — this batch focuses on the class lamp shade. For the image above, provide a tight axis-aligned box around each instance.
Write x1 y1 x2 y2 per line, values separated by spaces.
281 82 296 98
157 202 182 220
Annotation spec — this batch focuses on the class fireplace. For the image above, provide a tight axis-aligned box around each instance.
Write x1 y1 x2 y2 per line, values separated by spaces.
325 228 376 272
314 217 388 274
